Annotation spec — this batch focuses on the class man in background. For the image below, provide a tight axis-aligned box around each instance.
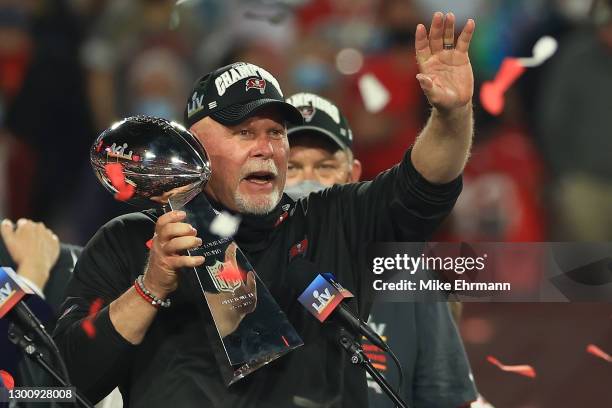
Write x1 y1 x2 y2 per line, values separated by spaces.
0 219 83 407
285 92 477 408
537 0 612 240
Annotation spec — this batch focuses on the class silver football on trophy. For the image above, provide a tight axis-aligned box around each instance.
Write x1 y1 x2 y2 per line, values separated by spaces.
90 115 211 207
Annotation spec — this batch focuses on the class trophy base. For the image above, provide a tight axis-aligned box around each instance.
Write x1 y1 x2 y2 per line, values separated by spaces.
230 350 289 385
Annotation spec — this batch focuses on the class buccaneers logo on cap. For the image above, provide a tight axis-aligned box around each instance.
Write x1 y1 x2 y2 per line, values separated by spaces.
245 78 266 94
298 104 316 123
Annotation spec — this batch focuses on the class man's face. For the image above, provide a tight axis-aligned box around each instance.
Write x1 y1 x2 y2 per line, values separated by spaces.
190 107 289 214
286 133 358 187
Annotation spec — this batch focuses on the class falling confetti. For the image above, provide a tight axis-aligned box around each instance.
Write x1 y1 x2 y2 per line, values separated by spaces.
480 36 558 116
0 370 15 390
105 163 135 201
480 58 525 116
209 211 240 238
358 73 390 114
81 298 104 339
586 344 612 363
486 355 537 378
517 36 558 68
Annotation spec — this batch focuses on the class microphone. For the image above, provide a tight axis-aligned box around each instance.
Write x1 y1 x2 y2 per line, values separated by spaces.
288 258 390 352
0 266 55 352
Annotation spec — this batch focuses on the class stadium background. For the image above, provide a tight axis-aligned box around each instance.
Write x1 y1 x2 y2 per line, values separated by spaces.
0 0 610 406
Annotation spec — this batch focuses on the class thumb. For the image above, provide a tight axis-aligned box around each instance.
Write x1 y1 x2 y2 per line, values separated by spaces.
416 74 434 93
1 219 14 243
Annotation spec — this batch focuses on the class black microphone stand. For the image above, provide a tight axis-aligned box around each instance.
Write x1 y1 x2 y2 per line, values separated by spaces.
337 331 409 408
7 323 94 408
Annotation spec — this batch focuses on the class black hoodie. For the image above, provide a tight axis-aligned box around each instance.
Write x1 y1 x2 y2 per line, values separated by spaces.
53 149 461 407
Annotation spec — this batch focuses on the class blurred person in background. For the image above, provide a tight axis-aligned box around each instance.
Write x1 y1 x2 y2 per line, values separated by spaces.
64 45 193 244
343 0 429 180
285 33 338 99
513 0 580 132
442 90 547 243
3 0 94 237
126 46 191 121
0 128 35 222
284 91 477 408
82 0 296 131
81 0 200 131
0 1 38 221
290 0 375 101
537 0 612 240
181 0 298 79
67 0 201 244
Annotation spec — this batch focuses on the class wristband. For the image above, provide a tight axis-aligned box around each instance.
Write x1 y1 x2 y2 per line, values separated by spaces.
134 275 171 308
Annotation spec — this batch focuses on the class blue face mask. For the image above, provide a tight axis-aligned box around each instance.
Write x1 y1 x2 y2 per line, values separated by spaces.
133 98 178 121
284 180 327 201
291 61 332 92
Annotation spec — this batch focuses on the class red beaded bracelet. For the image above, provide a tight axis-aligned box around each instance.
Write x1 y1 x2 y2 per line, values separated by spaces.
133 275 171 308
133 280 158 308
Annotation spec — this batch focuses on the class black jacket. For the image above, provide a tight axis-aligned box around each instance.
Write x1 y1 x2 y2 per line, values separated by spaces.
53 150 462 407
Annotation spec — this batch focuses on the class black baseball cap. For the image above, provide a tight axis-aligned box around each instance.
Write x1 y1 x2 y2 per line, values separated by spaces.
286 92 353 151
184 62 303 128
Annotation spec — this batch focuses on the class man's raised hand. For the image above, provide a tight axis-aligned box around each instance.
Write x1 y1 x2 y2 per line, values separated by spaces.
415 12 475 112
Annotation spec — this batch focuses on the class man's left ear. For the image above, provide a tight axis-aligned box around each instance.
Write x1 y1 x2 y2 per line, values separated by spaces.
350 159 362 182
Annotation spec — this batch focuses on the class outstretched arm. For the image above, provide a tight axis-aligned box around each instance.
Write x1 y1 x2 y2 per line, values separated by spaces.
411 12 475 184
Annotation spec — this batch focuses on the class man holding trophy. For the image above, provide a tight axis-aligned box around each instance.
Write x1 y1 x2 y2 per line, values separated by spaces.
54 12 475 408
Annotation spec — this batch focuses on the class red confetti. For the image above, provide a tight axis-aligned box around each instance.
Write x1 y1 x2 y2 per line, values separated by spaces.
145 238 153 249
281 335 289 347
480 58 526 116
104 163 135 201
486 355 537 378
586 344 612 363
0 370 15 390
81 298 104 339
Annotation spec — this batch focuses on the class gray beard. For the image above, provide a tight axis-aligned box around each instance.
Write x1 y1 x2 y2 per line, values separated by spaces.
234 188 282 215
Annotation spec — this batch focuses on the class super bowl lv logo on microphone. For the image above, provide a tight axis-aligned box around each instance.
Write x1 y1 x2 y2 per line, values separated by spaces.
298 273 353 322
0 267 33 318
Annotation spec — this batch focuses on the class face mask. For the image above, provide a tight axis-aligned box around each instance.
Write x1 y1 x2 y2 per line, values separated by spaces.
133 98 179 121
284 180 327 200
291 61 332 92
